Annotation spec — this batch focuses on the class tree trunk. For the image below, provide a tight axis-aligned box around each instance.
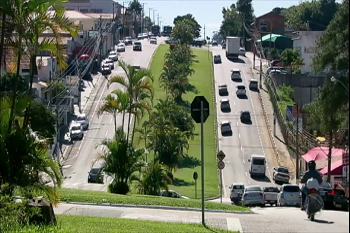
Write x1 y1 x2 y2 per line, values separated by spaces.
7 37 22 134
0 13 6 72
126 98 132 144
131 115 137 144
114 111 117 136
23 54 37 129
327 129 333 183
122 111 125 129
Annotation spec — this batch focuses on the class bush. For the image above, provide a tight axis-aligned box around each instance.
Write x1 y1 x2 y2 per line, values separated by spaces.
108 180 130 195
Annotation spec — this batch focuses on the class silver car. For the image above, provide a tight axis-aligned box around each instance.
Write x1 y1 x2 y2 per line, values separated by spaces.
76 113 89 130
241 186 264 207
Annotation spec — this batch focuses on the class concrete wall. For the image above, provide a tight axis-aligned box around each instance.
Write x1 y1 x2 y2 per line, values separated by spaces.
272 73 326 88
293 31 323 74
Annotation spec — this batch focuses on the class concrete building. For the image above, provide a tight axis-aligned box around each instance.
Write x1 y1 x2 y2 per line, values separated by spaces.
292 31 324 74
63 0 122 15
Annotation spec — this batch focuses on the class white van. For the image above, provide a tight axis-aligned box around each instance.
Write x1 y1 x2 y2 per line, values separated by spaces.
249 154 266 177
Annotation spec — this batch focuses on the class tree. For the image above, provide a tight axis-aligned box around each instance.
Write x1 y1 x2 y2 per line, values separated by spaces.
280 48 304 71
128 0 142 35
171 19 195 44
96 128 145 194
143 16 153 31
219 4 241 38
97 94 122 135
109 61 153 143
0 73 28 93
135 161 171 195
237 0 254 43
47 80 65 105
28 100 56 140
272 7 287 15
173 14 201 38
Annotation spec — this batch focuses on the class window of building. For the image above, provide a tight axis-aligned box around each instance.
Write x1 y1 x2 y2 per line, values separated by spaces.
80 9 89 13
304 46 316 54
90 9 102 13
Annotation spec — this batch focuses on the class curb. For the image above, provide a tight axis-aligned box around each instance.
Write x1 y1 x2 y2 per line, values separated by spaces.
59 201 253 215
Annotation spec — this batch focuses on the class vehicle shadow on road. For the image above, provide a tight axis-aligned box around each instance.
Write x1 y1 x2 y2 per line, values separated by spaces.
227 57 246 64
249 87 260 93
305 219 335 224
251 175 271 183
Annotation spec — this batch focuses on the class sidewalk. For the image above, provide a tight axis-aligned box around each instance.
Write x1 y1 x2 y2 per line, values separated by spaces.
246 52 296 182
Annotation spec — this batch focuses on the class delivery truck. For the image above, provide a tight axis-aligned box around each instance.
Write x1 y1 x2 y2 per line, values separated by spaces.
225 36 240 59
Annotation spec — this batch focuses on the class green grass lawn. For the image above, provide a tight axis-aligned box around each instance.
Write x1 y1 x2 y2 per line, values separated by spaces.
135 44 218 199
60 188 250 212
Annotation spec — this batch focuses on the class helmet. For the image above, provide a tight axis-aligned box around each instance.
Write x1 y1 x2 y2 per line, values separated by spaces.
308 160 316 171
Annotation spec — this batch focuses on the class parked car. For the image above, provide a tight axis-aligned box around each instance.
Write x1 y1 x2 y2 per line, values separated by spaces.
101 63 111 75
124 37 133 45
88 160 104 183
318 182 348 210
221 121 232 136
133 41 142 51
218 84 228 96
69 122 84 140
108 51 118 61
332 189 349 211
230 183 245 205
213 55 222 64
159 190 189 199
273 166 290 184
263 187 280 206
277 184 300 207
220 99 231 112
241 186 264 207
76 113 89 130
104 58 114 70
116 43 126 52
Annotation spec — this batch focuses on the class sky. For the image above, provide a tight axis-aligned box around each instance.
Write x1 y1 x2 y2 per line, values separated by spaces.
139 0 301 38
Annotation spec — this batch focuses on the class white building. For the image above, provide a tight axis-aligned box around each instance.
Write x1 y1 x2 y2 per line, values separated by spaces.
63 0 121 14
293 31 324 74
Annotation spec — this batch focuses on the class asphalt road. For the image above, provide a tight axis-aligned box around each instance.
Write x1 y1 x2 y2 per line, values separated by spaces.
55 203 350 233
62 38 163 191
211 46 279 199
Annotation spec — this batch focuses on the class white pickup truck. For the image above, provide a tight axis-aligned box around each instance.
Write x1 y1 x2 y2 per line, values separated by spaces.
263 186 280 206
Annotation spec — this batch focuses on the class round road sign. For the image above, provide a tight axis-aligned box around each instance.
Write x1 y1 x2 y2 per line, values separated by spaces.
193 172 198 180
218 161 225 170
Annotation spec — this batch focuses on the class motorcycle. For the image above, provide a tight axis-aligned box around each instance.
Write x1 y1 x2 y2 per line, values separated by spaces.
305 188 324 221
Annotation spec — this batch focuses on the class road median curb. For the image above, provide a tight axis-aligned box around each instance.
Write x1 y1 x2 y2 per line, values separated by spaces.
59 201 254 214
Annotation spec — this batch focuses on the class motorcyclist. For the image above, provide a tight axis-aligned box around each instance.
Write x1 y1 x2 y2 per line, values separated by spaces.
299 160 323 210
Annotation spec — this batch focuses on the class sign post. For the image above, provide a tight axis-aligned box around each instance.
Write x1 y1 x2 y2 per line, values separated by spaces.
191 96 209 226
217 150 226 204
193 172 198 199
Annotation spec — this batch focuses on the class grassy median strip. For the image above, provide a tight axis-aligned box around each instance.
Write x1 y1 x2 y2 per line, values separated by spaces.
138 44 218 199
54 215 237 233
60 188 250 212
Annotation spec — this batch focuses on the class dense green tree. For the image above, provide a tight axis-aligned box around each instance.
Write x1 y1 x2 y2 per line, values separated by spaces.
47 80 65 105
173 14 201 38
280 48 304 71
171 19 195 44
0 73 27 93
272 7 287 16
28 100 56 140
143 16 153 31
219 4 241 37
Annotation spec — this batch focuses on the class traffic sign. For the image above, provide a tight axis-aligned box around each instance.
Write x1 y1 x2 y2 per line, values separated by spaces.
217 150 226 161
193 172 198 180
218 161 225 170
191 96 210 124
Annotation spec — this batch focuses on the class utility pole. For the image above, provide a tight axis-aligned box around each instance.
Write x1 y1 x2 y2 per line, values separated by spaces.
99 16 102 63
157 13 159 26
153 9 156 25
122 2 125 39
241 13 245 48
269 19 273 57
259 31 263 89
141 3 145 33
296 103 300 184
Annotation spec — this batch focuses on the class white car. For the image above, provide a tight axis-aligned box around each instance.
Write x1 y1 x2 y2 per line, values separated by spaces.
241 186 264 207
277 184 301 207
69 122 84 140
229 183 245 204
116 43 125 52
273 166 290 184
108 51 118 61
159 190 189 199
150 37 157 44
104 58 114 70
239 47 246 56
76 113 89 130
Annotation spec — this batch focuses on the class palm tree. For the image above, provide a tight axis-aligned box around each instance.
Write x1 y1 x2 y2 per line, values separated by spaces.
109 61 153 143
0 96 62 204
111 89 129 129
97 94 121 134
135 120 152 162
95 128 145 194
135 161 171 196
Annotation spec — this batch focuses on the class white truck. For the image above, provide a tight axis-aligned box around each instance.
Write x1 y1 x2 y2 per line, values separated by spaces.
225 37 240 59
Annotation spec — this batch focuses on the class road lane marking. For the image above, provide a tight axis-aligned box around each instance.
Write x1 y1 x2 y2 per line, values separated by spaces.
233 101 236 106
236 121 239 126
238 133 241 139
110 118 113 124
105 130 108 136
92 81 108 120
242 159 245 164
241 146 243 152
245 172 248 177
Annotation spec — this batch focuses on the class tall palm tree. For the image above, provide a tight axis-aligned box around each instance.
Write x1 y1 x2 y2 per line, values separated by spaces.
97 94 121 135
111 89 129 129
0 96 62 204
109 61 153 143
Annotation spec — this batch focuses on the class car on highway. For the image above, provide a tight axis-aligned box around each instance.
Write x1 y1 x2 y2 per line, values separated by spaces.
230 183 245 205
124 37 133 45
263 186 280 206
273 166 290 184
220 121 232 136
104 58 115 70
142 32 148 38
249 79 259 90
76 113 89 130
213 55 222 64
236 86 247 98
218 84 228 96
277 184 300 207
101 63 111 75
212 40 218 46
248 154 266 177
239 47 246 56
88 161 104 183
240 111 251 123
159 190 189 199
108 51 118 61
133 41 142 51
137 33 143 40
220 99 231 112
150 37 157 44
231 69 242 81
69 122 84 140
241 186 264 207
116 43 126 52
